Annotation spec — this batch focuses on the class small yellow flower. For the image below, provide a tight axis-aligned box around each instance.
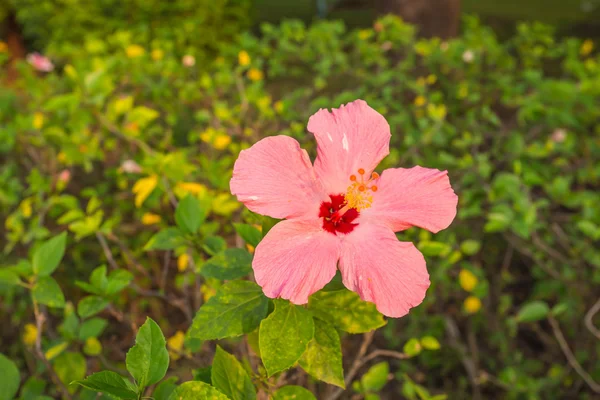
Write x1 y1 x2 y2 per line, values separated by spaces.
176 182 207 196
238 50 251 67
459 269 478 292
246 244 255 254
464 296 482 314
167 331 186 361
141 212 161 225
0 41 7 53
416 77 427 87
57 151 67 163
177 253 189 272
151 49 164 61
426 74 437 85
247 68 263 82
458 84 469 99
23 323 38 346
414 95 427 107
358 29 371 40
581 39 594 57
201 284 217 302
33 112 45 130
84 337 102 356
213 133 231 150
20 198 33 218
274 101 285 114
132 175 158 208
126 45 145 58
427 103 447 121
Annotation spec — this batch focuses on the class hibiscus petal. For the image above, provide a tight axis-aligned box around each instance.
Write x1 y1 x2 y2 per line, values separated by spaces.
339 223 430 318
230 135 327 219
253 219 341 304
307 100 390 194
362 166 458 233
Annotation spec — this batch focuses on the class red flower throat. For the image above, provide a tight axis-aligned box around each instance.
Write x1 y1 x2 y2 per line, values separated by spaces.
319 194 359 234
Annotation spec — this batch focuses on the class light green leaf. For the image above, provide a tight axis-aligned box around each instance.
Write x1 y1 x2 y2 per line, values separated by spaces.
299 319 344 388
233 223 262 247
32 232 67 276
126 317 169 389
90 265 108 292
417 241 451 257
308 290 386 333
106 269 134 295
403 338 422 357
0 268 21 286
188 280 268 340
272 385 316 400
360 362 389 392
201 248 252 280
0 353 20 400
167 381 229 400
516 301 550 323
211 346 256 400
460 240 481 256
32 276 65 308
144 228 186 251
420 336 441 351
54 352 86 392
78 318 108 340
259 299 314 376
71 371 137 399
175 195 205 235
78 296 109 318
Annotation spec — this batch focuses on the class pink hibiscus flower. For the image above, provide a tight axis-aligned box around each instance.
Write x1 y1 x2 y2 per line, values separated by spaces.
26 52 54 72
230 100 458 318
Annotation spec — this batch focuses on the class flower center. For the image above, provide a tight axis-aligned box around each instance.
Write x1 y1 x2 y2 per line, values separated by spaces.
344 168 379 211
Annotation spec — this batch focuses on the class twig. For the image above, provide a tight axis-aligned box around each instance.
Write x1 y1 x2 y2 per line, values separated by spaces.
548 315 600 393
445 316 482 400
328 331 375 400
584 298 600 341
96 232 119 270
503 233 562 281
32 301 73 399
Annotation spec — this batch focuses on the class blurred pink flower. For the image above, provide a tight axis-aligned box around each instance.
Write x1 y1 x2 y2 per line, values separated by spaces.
58 169 71 183
121 160 142 174
230 100 458 318
182 55 196 67
26 52 54 72
551 128 567 143
462 50 475 63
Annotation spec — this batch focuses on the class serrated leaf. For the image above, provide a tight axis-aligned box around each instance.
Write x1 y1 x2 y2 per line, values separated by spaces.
299 319 345 387
211 346 256 400
308 290 386 333
32 232 67 276
126 317 169 389
259 299 314 376
144 228 185 251
71 371 137 399
167 381 229 400
272 385 317 400
175 195 205 235
233 224 262 247
78 296 109 318
32 276 65 308
0 353 20 400
516 301 549 323
188 280 268 340
201 248 252 280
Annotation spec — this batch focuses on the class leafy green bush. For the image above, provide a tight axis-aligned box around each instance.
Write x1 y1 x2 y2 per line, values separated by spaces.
1 14 599 399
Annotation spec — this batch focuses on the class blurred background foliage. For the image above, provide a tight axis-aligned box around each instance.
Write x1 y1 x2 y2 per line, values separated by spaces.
1 0 600 399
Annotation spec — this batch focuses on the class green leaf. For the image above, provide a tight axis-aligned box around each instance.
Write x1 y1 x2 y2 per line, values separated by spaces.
144 228 185 251
403 338 422 357
299 318 344 387
90 265 108 292
360 362 389 392
259 299 314 376
0 353 20 400
233 223 262 247
32 232 67 276
201 248 252 280
78 318 108 340
77 296 109 318
460 240 481 256
53 352 86 391
126 317 169 389
516 301 550 323
32 276 65 308
420 336 441 350
188 280 268 340
308 290 386 333
211 346 256 400
272 385 316 400
417 241 451 257
193 367 212 383
167 381 229 400
175 195 204 235
0 268 21 286
551 303 569 317
106 269 134 295
153 377 179 400
71 371 137 399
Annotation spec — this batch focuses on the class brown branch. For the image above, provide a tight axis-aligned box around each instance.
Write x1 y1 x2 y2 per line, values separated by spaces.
328 331 375 400
548 315 600 393
584 298 600 341
96 232 120 270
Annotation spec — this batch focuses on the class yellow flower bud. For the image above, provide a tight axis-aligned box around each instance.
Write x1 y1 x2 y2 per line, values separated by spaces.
464 296 482 314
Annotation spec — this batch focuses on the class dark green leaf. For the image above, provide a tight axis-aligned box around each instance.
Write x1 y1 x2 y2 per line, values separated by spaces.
71 371 138 399
126 317 169 389
32 232 67 276
259 299 314 376
167 381 229 400
0 268 21 287
188 280 268 340
144 228 185 251
77 296 109 318
32 276 65 308
193 367 212 383
233 223 262 247
175 195 204 234
106 269 134 295
308 290 385 333
272 386 316 400
0 353 20 400
153 376 178 400
201 248 252 280
211 346 256 400
299 319 345 387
